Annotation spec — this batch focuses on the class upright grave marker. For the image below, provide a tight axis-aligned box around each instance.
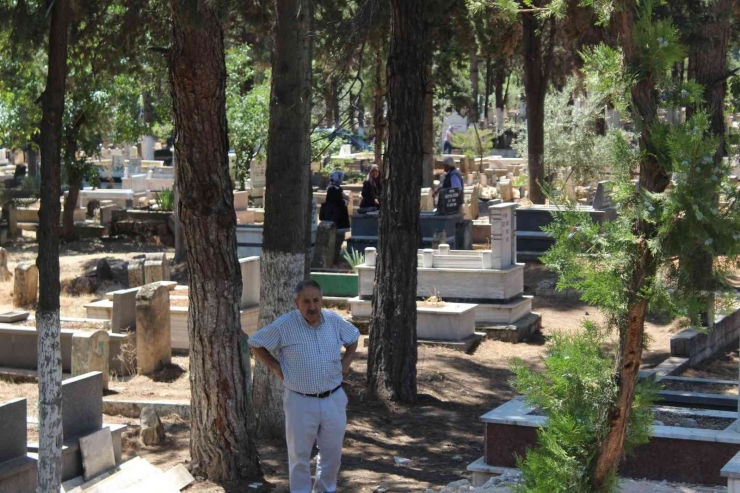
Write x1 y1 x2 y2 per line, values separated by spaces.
490 202 517 270
13 263 38 307
135 283 172 374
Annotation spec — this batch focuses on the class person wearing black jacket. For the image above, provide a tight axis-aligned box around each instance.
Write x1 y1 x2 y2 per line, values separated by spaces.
319 170 350 229
359 164 382 211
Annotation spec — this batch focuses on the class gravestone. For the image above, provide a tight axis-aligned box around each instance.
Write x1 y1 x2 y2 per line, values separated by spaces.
0 247 11 281
239 257 260 309
111 155 125 174
72 330 110 390
592 181 613 210
1 205 17 238
498 180 513 201
127 158 142 175
144 252 170 283
455 220 473 251
127 259 145 288
0 398 26 464
13 263 38 307
490 203 517 269
312 221 337 269
111 287 139 333
135 284 172 375
144 260 165 283
0 397 35 493
437 188 462 215
79 427 115 481
250 160 267 188
62 372 103 440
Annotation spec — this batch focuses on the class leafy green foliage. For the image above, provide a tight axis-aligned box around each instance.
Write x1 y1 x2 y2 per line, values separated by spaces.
155 187 175 212
226 45 270 185
513 78 629 189
451 125 495 162
511 323 658 493
341 247 365 272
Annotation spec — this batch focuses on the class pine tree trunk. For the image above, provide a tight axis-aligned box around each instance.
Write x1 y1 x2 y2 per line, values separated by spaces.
252 0 313 439
522 11 547 204
37 0 68 490
366 0 423 403
591 3 669 486
62 187 78 240
422 61 434 187
685 0 731 317
484 57 492 127
27 145 38 178
469 50 479 125
373 43 386 166
495 63 506 147
168 0 261 481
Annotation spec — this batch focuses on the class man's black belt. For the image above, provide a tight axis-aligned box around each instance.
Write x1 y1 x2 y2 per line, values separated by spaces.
293 385 342 399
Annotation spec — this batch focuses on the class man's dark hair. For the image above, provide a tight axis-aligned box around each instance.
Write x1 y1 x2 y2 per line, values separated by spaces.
294 279 323 299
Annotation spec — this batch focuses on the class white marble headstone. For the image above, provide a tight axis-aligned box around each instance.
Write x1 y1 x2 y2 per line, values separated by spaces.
250 160 267 189
489 203 517 270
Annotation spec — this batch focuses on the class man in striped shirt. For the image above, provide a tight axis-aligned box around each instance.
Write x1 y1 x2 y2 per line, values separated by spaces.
250 280 360 493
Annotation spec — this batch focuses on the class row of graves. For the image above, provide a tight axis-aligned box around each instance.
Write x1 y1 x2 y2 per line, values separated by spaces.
0 371 194 492
347 202 542 350
0 250 258 491
0 252 260 381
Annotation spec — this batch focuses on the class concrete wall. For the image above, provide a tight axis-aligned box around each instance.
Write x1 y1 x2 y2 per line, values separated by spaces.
671 306 740 367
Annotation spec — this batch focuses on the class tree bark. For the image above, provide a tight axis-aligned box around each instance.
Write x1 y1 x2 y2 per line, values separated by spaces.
591 2 669 487
252 0 313 439
522 10 547 204
366 0 423 403
684 0 732 319
494 63 507 147
484 57 492 127
468 50 479 125
169 0 261 481
27 143 38 178
36 0 68 490
332 78 340 129
373 42 386 166
422 60 434 188
62 187 79 239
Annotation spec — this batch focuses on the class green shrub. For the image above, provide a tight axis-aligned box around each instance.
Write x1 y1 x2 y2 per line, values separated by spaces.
510 322 658 493
155 187 175 211
341 248 365 272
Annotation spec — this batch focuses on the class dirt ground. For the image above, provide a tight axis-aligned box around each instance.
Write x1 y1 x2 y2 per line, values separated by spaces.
0 238 728 492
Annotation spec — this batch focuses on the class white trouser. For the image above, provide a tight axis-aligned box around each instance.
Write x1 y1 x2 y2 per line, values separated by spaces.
284 387 348 493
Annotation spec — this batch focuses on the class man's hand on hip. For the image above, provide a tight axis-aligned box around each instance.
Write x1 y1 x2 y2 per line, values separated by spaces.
341 341 359 377
252 346 284 381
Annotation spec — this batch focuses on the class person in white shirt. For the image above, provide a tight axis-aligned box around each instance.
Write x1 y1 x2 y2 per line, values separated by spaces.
250 280 360 493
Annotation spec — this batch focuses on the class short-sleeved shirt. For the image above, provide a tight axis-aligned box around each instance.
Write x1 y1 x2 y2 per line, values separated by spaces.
248 309 360 395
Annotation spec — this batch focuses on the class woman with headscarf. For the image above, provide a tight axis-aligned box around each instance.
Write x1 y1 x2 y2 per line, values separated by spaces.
319 170 350 229
360 164 382 211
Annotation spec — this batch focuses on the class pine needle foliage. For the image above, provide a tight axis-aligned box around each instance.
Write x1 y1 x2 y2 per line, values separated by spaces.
511 323 658 493
513 1 740 488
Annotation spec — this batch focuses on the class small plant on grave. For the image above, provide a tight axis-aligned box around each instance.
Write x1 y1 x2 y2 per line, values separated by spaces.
155 187 175 211
510 322 658 493
113 333 138 378
512 174 528 189
421 287 445 307
341 247 365 272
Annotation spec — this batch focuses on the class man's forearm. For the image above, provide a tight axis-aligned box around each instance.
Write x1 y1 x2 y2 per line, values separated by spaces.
342 341 358 367
252 346 282 375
